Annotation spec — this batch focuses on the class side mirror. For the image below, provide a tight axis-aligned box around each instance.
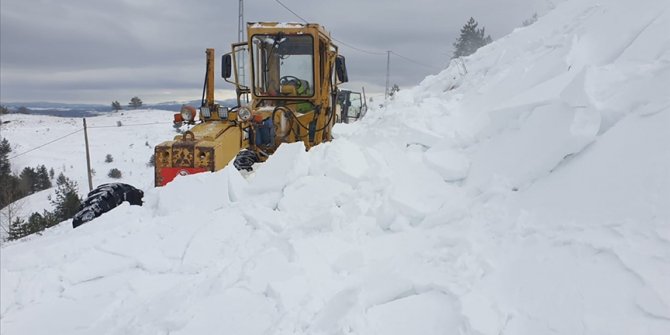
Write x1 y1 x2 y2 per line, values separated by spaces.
222 54 232 79
336 55 348 83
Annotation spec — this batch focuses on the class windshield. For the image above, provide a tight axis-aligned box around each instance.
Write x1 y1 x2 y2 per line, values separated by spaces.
252 34 314 97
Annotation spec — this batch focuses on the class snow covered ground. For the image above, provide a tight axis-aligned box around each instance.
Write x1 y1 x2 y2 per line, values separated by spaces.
0 109 177 238
2 0 669 334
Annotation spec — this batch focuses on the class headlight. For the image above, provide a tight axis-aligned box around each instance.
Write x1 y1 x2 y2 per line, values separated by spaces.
238 106 252 121
200 106 211 119
180 106 195 122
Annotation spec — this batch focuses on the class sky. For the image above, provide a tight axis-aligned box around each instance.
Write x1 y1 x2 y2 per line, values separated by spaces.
0 0 554 105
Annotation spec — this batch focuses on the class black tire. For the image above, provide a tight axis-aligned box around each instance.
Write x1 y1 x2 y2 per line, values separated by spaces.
233 150 259 172
72 183 144 228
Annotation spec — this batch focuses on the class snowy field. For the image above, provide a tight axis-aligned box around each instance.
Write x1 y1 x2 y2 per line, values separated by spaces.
0 109 177 237
2 0 670 334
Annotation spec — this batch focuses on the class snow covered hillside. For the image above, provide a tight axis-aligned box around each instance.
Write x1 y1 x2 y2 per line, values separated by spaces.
0 109 177 238
2 0 669 334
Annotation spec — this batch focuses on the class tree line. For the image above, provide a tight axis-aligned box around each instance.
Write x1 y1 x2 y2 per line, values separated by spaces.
1 138 82 241
111 96 143 112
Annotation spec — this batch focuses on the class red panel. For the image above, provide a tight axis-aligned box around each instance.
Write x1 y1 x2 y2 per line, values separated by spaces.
158 167 208 186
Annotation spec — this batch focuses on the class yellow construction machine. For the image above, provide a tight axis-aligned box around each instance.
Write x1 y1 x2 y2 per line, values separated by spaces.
154 22 349 186
72 22 351 228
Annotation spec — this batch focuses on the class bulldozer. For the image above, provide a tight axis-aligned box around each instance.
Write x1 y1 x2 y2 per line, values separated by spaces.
154 22 349 186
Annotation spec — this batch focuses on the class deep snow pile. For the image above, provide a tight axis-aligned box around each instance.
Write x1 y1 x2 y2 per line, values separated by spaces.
2 0 670 334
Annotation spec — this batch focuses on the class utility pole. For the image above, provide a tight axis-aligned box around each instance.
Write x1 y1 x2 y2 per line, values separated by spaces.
82 118 93 192
238 0 247 99
238 0 244 42
385 51 391 100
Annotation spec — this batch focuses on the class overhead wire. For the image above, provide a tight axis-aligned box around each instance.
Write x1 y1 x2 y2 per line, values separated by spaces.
391 51 441 71
7 120 175 159
331 37 386 56
274 0 310 24
272 0 435 66
88 121 173 129
9 128 83 159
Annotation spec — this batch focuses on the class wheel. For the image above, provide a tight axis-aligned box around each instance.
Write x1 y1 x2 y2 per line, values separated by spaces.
233 150 259 172
72 183 144 228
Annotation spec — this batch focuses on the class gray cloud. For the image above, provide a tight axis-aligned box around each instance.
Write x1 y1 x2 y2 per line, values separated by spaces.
1 0 552 104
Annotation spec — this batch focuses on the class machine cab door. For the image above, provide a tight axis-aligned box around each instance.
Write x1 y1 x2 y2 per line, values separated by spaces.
225 42 251 105
347 92 364 122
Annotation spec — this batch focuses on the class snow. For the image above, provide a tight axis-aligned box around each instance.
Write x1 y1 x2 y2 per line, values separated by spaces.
2 0 670 334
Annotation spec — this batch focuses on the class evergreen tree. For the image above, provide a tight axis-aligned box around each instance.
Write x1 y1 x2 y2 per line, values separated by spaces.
51 173 82 222
129 97 143 109
522 13 539 27
1 139 24 208
389 84 400 98
0 138 11 178
19 167 38 194
108 168 122 179
452 17 493 59
8 217 28 241
7 209 59 240
111 101 122 112
0 175 22 209
35 165 52 190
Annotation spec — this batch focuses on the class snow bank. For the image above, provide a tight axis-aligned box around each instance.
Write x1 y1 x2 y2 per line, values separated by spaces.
2 0 670 334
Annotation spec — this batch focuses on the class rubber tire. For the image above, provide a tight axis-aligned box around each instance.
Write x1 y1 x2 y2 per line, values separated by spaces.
233 150 259 172
72 183 144 228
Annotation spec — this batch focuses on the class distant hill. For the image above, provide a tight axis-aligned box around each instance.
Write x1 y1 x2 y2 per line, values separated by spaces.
0 99 238 117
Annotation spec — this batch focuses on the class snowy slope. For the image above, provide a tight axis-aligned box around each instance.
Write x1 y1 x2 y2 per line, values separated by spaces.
0 110 178 238
2 0 670 334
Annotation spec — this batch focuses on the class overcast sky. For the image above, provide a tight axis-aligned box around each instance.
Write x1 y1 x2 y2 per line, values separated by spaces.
0 0 554 104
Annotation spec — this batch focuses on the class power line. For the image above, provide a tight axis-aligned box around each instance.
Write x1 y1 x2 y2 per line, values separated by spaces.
88 121 173 129
331 36 386 56
274 0 310 24
391 51 441 71
8 121 174 159
9 128 83 159
272 0 432 64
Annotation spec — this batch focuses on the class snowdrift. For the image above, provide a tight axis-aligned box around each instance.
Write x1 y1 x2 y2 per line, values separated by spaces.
2 0 670 334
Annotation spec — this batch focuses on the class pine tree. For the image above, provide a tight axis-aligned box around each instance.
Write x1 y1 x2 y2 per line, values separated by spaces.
0 138 21 208
7 209 59 240
0 138 11 178
111 101 122 112
35 165 52 191
51 173 82 222
389 84 400 98
452 17 493 59
129 97 143 109
0 175 22 209
19 167 38 194
8 217 28 241
522 13 539 27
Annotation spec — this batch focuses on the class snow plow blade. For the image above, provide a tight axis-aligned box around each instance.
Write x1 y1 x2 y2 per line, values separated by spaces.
72 183 144 228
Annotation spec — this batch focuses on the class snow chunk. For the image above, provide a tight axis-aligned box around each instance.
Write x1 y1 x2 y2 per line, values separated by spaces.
423 146 470 181
362 291 468 335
